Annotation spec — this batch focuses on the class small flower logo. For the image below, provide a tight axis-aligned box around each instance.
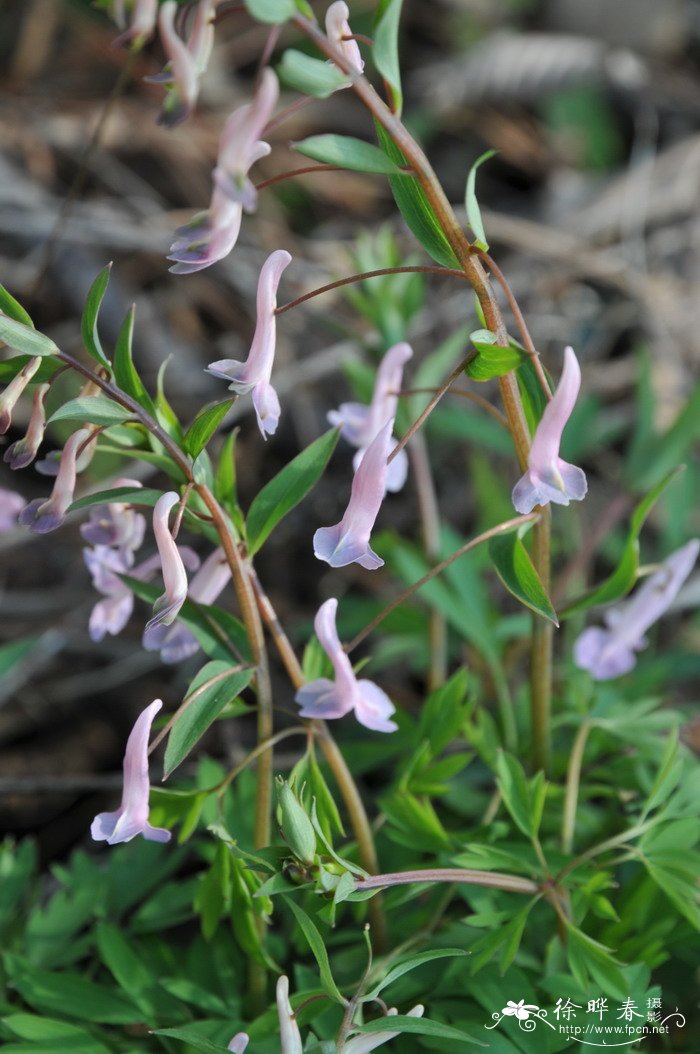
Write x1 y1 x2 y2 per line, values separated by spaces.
502 999 539 1021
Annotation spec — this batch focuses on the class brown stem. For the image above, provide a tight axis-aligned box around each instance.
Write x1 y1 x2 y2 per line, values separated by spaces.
346 513 539 653
398 387 509 428
275 266 467 316
355 868 539 896
255 163 347 192
388 355 473 464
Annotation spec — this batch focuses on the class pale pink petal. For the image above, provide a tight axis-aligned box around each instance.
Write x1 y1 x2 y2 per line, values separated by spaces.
146 492 189 630
3 383 48 470
354 680 398 733
276 976 303 1054
325 1 364 72
344 1006 425 1053
0 357 41 434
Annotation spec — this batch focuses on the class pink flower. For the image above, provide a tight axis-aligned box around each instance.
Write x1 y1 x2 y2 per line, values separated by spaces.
80 478 146 554
206 249 291 437
325 1 364 73
512 346 587 514
150 0 217 127
146 492 190 631
143 546 231 662
0 488 26 533
3 383 49 470
275 976 302 1054
168 70 279 273
574 540 700 680
227 1036 249 1053
91 700 171 845
344 1005 425 1053
0 356 41 435
111 0 158 47
314 419 392 569
19 428 90 534
329 342 412 493
295 598 397 732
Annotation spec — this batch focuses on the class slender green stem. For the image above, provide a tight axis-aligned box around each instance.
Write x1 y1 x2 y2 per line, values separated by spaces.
555 821 655 883
531 507 553 772
561 720 592 854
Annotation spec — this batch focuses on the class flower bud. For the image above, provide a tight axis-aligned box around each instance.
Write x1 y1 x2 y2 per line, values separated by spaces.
276 778 316 867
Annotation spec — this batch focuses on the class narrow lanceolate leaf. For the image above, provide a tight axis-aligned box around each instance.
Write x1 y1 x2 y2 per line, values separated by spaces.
153 1029 232 1054
183 400 234 459
81 264 112 369
246 428 339 555
49 396 132 428
244 0 295 24
0 355 59 384
278 50 348 97
113 306 156 415
365 949 468 999
464 329 527 381
489 526 558 624
283 898 345 1004
293 134 407 175
560 466 684 617
0 284 33 326
0 314 58 357
465 149 496 251
354 1016 479 1045
164 663 254 778
70 486 164 513
375 123 459 268
373 0 404 111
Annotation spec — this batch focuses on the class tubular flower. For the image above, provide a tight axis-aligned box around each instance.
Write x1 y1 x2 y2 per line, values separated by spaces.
314 419 392 570
325 1 364 73
168 73 279 274
150 0 217 127
91 700 171 845
344 1006 425 1053
227 1036 249 1053
143 546 231 662
574 539 700 680
0 357 41 435
511 346 587 514
206 249 291 437
329 342 412 493
19 428 90 534
4 382 49 470
295 598 398 732
275 976 303 1054
80 478 146 554
146 492 190 632
0 489 26 533
110 0 158 47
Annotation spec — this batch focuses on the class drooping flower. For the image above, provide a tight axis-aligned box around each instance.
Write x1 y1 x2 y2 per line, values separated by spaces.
206 249 291 437
314 419 392 570
3 383 49 470
110 0 158 47
0 488 26 533
329 342 412 493
143 546 231 662
149 0 217 127
146 491 190 632
511 346 587 514
275 976 303 1054
19 428 90 534
91 700 171 845
167 70 279 274
574 539 700 680
325 1 364 73
0 356 41 435
80 478 146 554
227 1035 249 1054
344 1005 425 1053
295 598 397 732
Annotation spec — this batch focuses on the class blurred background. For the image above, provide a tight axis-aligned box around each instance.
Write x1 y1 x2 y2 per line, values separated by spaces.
1 0 699 860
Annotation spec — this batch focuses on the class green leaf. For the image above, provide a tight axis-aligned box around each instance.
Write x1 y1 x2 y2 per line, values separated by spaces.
278 50 348 97
48 396 132 428
464 330 526 381
246 428 339 554
293 134 406 174
373 0 404 111
80 264 112 369
283 898 345 1004
3 954 139 1024
164 663 254 778
0 315 57 357
366 949 468 999
560 467 683 616
244 0 295 23
465 150 496 251
488 525 558 624
494 751 534 837
0 355 59 384
2 1015 110 1053
498 903 533 973
517 357 550 436
153 1029 231 1054
354 1015 479 1045
375 122 459 268
0 638 39 680
630 381 700 490
0 285 33 326
565 926 627 1001
184 400 233 458
113 306 156 415
69 486 164 513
